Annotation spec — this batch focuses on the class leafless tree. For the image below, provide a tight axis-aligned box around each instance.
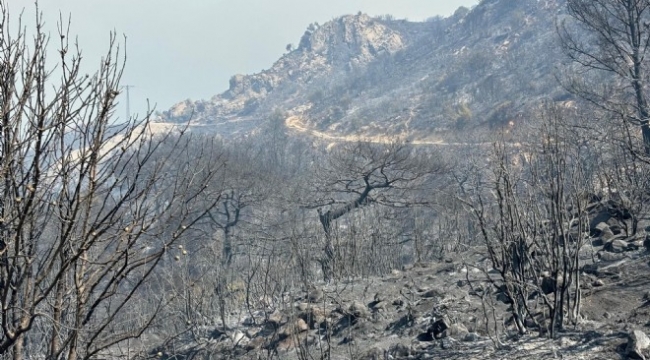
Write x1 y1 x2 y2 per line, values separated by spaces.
0 5 221 359
461 106 594 338
312 141 446 282
559 0 650 155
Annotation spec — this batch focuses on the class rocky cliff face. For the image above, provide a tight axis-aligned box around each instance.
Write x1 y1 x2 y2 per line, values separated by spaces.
159 0 569 141
298 13 405 66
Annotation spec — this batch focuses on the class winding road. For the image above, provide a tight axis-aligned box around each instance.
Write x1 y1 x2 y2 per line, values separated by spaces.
285 115 498 147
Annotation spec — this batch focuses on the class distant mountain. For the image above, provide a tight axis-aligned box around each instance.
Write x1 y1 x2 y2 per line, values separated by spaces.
158 0 571 142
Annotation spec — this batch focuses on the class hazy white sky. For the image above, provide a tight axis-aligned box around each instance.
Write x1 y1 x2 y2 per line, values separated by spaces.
8 1 478 118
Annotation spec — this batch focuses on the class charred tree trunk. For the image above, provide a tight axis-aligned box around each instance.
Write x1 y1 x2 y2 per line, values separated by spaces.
209 191 242 268
318 184 373 282
563 0 650 155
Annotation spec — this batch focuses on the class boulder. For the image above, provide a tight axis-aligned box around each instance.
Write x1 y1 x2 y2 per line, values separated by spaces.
442 323 469 339
606 198 632 220
245 328 259 338
299 307 330 329
244 336 266 351
388 343 411 357
591 237 604 247
370 301 386 312
416 331 435 342
294 318 309 332
598 251 627 262
373 292 385 302
582 263 599 275
418 318 451 341
629 240 643 251
267 310 286 326
608 223 623 235
429 317 450 339
591 221 612 238
603 238 629 253
230 331 248 346
421 288 443 299
463 332 480 342
279 318 310 338
643 236 650 252
275 336 299 352
349 301 371 320
306 287 323 303
600 228 617 242
494 284 513 304
626 330 650 360
440 337 457 349
496 291 513 304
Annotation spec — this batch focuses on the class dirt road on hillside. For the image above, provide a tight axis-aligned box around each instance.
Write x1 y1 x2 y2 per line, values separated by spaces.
285 115 498 146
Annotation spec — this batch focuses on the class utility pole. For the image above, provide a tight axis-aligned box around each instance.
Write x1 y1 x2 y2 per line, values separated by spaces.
124 85 135 120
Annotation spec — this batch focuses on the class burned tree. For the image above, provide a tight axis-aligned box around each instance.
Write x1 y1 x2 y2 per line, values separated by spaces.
462 106 594 338
560 0 650 155
313 141 445 282
0 5 221 359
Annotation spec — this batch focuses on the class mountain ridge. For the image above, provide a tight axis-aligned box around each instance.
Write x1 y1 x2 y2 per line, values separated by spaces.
158 0 570 142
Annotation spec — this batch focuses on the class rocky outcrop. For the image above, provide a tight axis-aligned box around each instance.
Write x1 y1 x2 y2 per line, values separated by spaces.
159 12 407 130
158 0 573 142
298 14 404 67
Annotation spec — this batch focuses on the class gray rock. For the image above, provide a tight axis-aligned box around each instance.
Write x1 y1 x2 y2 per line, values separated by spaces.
294 318 309 332
296 302 310 312
591 238 604 247
440 337 456 349
349 301 371 320
388 343 411 357
370 300 386 312
604 238 629 253
643 236 650 252
608 223 623 235
582 263 599 275
496 291 512 304
598 251 627 262
306 287 323 303
591 221 612 238
626 329 650 360
429 317 450 339
630 240 643 250
416 331 435 342
421 288 443 298
442 323 469 339
267 310 286 326
463 332 480 342
230 331 248 346
373 292 385 302
603 312 612 319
